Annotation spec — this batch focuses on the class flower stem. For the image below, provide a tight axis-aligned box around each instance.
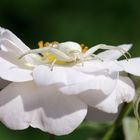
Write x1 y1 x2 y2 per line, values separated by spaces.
102 103 132 140
49 134 55 140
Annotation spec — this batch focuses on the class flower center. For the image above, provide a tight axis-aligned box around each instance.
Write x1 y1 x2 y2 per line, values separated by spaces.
36 41 89 65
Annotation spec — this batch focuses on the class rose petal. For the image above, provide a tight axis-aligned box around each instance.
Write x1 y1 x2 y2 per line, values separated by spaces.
0 39 40 66
0 50 43 69
95 76 135 113
0 27 29 52
0 57 32 82
102 61 124 73
97 44 132 60
0 67 33 82
0 57 15 70
118 58 140 76
74 60 106 74
60 72 118 96
0 83 30 129
0 51 26 68
0 78 11 89
0 38 26 54
33 65 67 86
0 82 87 135
33 65 94 86
86 107 119 122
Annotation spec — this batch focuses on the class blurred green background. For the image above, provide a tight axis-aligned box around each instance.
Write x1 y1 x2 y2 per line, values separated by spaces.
1 0 140 56
0 0 140 140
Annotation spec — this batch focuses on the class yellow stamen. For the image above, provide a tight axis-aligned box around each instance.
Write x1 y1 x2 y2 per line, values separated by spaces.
38 41 44 48
80 43 89 53
45 55 68 65
82 46 88 53
44 42 49 47
48 55 56 61
51 41 59 48
38 41 59 48
36 41 87 65
80 44 85 49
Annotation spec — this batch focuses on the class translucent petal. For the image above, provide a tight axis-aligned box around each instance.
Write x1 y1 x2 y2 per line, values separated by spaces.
98 44 132 60
95 76 135 113
0 82 87 135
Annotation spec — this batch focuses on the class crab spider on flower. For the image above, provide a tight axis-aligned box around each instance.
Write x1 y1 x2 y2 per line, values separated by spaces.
1 27 140 136
18 40 131 70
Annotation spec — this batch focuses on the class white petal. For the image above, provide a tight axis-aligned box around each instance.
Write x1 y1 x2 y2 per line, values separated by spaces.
33 65 94 86
117 77 135 102
0 39 37 66
60 72 118 96
0 27 40 68
0 82 87 135
0 57 15 70
75 60 124 75
0 38 26 54
98 44 132 60
33 65 67 86
0 78 10 89
0 51 26 68
86 107 120 122
95 76 135 113
0 83 30 129
0 67 33 82
74 60 106 74
0 27 29 52
102 60 124 73
1 50 44 70
118 58 140 76
0 57 32 82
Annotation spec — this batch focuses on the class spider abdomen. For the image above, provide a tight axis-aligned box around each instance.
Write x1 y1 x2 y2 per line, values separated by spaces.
58 41 82 55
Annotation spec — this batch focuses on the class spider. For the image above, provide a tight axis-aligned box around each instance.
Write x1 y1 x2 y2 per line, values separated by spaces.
19 41 131 70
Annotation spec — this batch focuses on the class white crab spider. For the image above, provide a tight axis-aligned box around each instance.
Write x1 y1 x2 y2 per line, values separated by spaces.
19 41 131 70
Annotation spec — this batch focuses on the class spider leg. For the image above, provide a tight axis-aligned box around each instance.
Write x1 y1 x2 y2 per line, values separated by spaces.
75 52 84 66
18 46 52 59
46 48 72 62
84 44 131 60
19 46 72 62
50 59 57 71
79 53 84 66
91 54 104 61
69 51 85 66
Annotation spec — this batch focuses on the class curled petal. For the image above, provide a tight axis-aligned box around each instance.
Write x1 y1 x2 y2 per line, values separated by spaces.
100 58 140 76
0 82 87 135
60 72 118 96
97 44 132 60
0 50 43 68
0 78 10 89
0 51 26 68
119 58 140 76
33 65 94 86
0 57 32 82
86 107 119 122
95 76 135 113
0 67 32 82
33 65 67 86
74 60 106 74
0 27 29 52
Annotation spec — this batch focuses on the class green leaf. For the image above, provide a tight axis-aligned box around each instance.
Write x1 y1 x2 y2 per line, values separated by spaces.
123 117 140 140
0 121 110 140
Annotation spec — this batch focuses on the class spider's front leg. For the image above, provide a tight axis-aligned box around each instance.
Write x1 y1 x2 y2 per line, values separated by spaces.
50 59 57 71
18 47 52 59
83 44 131 60
18 47 74 69
19 47 72 61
